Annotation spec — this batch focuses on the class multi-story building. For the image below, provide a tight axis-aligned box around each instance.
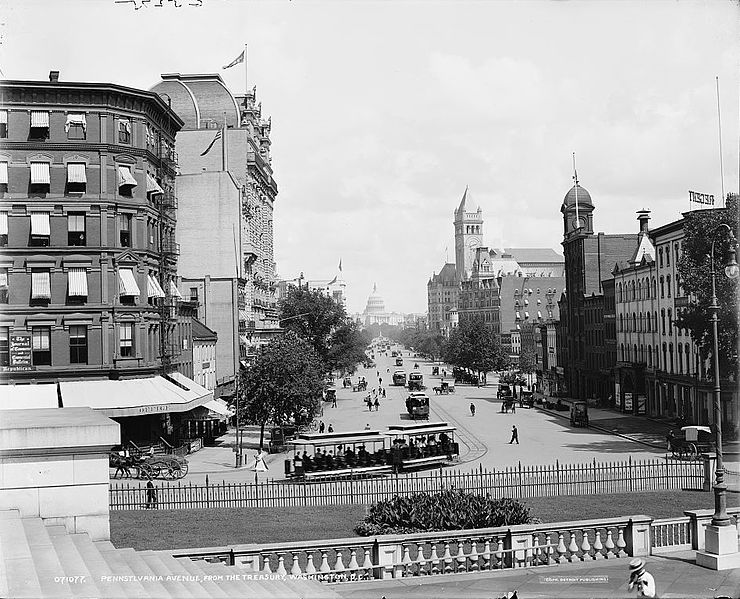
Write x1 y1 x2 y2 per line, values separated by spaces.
192 318 217 391
150 74 280 389
0 72 213 443
427 263 458 335
602 278 617 407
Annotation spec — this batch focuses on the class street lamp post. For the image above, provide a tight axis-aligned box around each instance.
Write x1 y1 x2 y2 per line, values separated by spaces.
697 222 740 570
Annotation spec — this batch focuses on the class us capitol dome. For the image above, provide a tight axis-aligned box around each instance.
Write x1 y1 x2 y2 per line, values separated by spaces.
362 284 403 326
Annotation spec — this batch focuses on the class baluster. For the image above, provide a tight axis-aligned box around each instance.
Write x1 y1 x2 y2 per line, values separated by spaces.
482 539 492 570
616 527 627 557
604 529 615 558
319 550 331 581
261 553 272 574
291 553 302 576
567 531 579 562
416 542 427 576
545 533 555 565
455 540 466 572
430 543 440 575
556 533 567 564
495 538 505 569
305 551 317 576
580 529 592 561
442 541 453 574
593 530 604 560
532 536 541 566
401 544 413 577
469 540 479 571
347 547 360 581
334 548 346 582
276 553 287 575
362 547 373 580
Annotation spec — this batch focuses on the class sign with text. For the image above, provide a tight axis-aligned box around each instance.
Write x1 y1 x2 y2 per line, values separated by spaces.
10 334 33 368
689 190 715 206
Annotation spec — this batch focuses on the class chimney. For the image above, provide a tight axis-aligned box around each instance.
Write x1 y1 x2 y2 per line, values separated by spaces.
49 70 60 83
636 209 650 234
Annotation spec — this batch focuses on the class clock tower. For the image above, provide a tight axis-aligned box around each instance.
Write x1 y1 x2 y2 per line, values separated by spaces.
454 186 483 280
561 183 594 239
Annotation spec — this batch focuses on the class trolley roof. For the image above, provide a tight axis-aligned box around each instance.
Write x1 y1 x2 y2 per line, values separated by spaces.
289 430 387 448
387 421 456 436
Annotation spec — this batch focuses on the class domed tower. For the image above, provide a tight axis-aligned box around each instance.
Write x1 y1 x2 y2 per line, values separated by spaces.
560 182 594 238
454 186 483 280
364 283 386 315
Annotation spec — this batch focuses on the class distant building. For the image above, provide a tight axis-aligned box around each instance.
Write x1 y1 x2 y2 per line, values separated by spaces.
362 284 405 326
192 318 217 391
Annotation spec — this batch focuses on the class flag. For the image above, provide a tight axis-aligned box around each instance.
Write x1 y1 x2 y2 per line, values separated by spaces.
222 50 245 70
328 275 338 285
338 259 342 272
200 129 222 156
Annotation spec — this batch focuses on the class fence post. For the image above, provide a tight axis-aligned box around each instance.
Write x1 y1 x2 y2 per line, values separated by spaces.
593 458 597 495
518 462 522 497
624 516 653 557
629 456 633 493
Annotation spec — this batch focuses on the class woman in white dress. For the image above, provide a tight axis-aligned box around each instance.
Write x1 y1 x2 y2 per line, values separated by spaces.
252 448 269 482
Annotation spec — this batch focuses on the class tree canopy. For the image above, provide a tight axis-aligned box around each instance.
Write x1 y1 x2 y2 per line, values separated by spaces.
326 321 372 375
235 331 325 449
675 195 739 373
398 328 445 362
518 348 537 375
442 316 509 375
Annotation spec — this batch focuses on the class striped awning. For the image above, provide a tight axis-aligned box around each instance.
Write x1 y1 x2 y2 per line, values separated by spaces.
146 174 164 194
169 281 183 299
118 268 140 297
65 113 86 132
147 274 165 299
0 212 7 236
31 111 49 128
68 268 88 297
238 309 249 321
30 212 50 236
117 166 137 187
67 163 87 183
0 162 7 184
239 334 248 345
0 110 7 124
31 162 50 185
31 271 51 300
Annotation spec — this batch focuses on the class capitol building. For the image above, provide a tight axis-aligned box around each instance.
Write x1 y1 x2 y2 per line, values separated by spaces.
359 284 405 326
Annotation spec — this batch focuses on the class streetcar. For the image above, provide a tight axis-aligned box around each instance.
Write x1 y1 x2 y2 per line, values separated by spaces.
405 392 430 420
386 422 459 471
392 370 407 386
395 357 404 367
286 430 391 480
408 371 424 391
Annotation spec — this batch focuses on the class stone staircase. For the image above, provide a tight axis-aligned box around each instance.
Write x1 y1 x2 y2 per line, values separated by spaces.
0 509 337 599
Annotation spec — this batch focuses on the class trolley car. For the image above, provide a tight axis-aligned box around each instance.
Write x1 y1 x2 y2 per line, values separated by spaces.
405 392 430 420
392 370 407 386
408 371 424 391
386 422 459 471
286 430 391 480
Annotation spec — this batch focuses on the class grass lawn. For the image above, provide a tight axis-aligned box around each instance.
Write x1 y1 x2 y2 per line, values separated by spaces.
111 489 732 551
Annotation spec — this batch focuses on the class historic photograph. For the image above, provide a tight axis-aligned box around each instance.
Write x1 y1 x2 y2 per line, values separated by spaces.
0 0 738 597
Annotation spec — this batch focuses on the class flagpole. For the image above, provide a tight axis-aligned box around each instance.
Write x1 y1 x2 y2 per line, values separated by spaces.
245 43 248 96
572 152 580 228
716 76 725 207
222 111 228 172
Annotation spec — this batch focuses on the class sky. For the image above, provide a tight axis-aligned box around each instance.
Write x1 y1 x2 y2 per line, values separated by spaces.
2 0 738 314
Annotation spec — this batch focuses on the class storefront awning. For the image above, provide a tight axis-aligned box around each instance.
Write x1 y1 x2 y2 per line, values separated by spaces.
59 373 212 418
68 268 88 297
0 383 59 410
203 398 233 418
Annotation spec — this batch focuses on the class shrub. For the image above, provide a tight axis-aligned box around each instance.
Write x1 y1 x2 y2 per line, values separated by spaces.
354 488 538 536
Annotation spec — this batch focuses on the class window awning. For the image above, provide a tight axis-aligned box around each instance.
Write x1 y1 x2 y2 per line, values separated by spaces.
67 163 87 183
537 311 542 319
0 212 7 236
117 165 137 187
146 174 164 194
169 281 183 299
0 110 7 124
524 312 530 319
31 271 51 300
31 162 51 185
147 274 165 299
68 268 88 297
59 373 213 418
65 113 87 132
238 309 249 321
118 268 140 297
30 212 50 236
0 162 7 185
31 111 49 128
0 384 59 410
239 334 248 345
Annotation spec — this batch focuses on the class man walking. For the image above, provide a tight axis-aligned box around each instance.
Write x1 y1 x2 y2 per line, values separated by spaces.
509 425 519 444
145 478 157 509
319 421 325 434
331 393 337 408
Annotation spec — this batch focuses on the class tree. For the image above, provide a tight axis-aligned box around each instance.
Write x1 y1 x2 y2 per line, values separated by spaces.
327 321 371 375
442 317 508 377
235 331 325 450
518 348 537 388
675 195 739 374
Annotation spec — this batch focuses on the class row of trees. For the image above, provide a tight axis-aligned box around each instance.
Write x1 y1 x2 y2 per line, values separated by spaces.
234 288 372 449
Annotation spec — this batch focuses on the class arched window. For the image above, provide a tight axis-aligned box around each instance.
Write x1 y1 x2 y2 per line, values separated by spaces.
667 308 672 336
678 344 683 374
618 283 622 302
637 280 641 300
662 343 667 371
648 345 652 368
685 343 691 374
620 343 625 361
654 311 658 331
668 343 674 374
666 246 670 266
652 278 657 297
634 344 638 363
644 278 650 299
646 312 651 332
666 276 671 298
632 313 637 332
659 248 664 268
619 314 624 332
660 276 665 298
661 309 666 335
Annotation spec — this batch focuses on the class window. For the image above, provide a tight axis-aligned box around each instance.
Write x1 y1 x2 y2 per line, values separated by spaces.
666 276 671 298
659 248 663 268
69 325 88 364
189 287 199 302
667 309 672 336
119 323 134 357
66 162 87 194
0 327 8 366
0 110 7 138
31 270 51 302
117 165 137 196
0 268 7 303
666 246 670 266
0 213 5 248
67 268 88 301
30 212 50 247
661 309 666 335
30 111 49 139
660 277 665 298
119 214 131 247
30 161 51 194
118 119 131 144
68 213 86 246
0 161 8 194
32 327 51 365
65 113 86 140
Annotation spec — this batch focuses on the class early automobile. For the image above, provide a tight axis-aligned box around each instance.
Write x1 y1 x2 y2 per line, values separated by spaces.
570 400 589 427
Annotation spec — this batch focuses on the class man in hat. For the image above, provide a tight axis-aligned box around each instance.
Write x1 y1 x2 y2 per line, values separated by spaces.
628 558 656 597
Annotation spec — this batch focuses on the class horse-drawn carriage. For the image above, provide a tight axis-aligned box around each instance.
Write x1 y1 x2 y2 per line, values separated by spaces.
352 377 368 392
670 426 714 460
110 447 189 480
432 381 454 394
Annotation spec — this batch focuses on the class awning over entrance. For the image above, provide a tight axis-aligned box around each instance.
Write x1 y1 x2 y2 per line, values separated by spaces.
59 374 212 418
203 398 232 418
0 383 59 409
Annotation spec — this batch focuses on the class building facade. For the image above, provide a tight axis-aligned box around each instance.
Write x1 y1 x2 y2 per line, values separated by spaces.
192 318 217 391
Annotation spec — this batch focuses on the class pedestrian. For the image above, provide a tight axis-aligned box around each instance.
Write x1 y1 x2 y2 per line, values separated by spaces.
145 478 157 509
331 393 337 408
627 558 656 598
509 425 519 444
382 388 386 398
367 396 373 411
319 421 325 434
364 423 371 430
511 401 516 414
328 424 334 433
374 397 380 411
379 377 382 386
470 403 476 417
666 430 675 453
